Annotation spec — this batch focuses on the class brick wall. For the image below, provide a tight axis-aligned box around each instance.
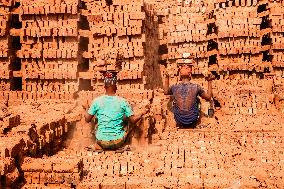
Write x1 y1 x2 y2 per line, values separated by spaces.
0 0 283 113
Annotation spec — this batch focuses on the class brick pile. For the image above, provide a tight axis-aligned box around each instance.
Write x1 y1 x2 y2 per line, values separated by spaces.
22 155 83 188
0 0 12 91
0 0 282 116
269 0 284 110
144 0 217 87
8 101 81 156
213 72 275 115
270 0 284 67
0 96 282 189
12 0 79 99
79 0 147 92
215 0 268 71
0 91 75 107
10 110 278 189
0 101 82 188
0 135 25 188
0 1 284 187
142 0 282 118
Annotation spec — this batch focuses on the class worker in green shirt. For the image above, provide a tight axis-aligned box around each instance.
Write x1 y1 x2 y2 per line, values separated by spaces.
85 71 149 151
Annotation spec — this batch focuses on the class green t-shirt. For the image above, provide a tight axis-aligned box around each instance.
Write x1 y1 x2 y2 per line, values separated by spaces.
88 95 133 141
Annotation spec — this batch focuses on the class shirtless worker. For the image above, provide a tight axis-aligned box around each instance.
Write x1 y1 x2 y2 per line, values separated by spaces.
85 71 149 151
163 65 214 128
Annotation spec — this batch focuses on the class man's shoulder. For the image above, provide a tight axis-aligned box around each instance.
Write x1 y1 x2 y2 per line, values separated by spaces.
174 82 199 87
186 82 201 88
115 96 129 104
170 83 178 88
175 82 203 90
192 82 201 87
91 95 105 103
92 95 129 105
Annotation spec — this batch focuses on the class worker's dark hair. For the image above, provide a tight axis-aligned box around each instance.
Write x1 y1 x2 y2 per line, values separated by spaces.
73 91 79 99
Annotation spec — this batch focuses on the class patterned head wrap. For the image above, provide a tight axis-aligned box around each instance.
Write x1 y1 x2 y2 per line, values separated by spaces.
103 71 117 86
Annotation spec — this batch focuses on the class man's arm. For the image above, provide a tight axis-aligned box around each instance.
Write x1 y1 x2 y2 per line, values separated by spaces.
66 101 79 114
164 73 170 95
200 80 213 101
85 100 97 123
128 113 143 124
85 113 94 123
128 105 150 124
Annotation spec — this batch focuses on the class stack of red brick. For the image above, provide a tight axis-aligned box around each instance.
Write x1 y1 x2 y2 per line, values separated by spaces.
8 102 81 156
0 101 82 187
27 116 68 156
0 91 74 106
80 0 146 91
21 155 83 188
270 1 284 68
144 0 217 87
1 0 284 117
0 0 12 91
14 0 79 97
215 0 268 71
76 128 284 188
214 72 275 115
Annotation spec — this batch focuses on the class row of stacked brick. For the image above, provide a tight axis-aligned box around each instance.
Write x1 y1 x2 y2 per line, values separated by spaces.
215 0 271 72
213 72 275 115
0 1 12 91
22 155 83 188
1 0 284 113
12 0 79 96
269 0 284 109
144 0 217 87
144 0 278 82
270 0 284 68
79 0 148 92
141 0 280 121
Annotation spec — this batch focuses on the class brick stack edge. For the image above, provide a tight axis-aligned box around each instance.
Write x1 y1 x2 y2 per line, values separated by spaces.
0 102 82 188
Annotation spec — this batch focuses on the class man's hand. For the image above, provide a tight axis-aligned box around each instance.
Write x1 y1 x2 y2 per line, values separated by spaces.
85 113 94 123
128 104 151 124
200 69 214 101
203 70 215 81
165 71 170 78
205 74 215 81
165 68 176 78
164 69 171 95
82 103 89 110
142 104 150 115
